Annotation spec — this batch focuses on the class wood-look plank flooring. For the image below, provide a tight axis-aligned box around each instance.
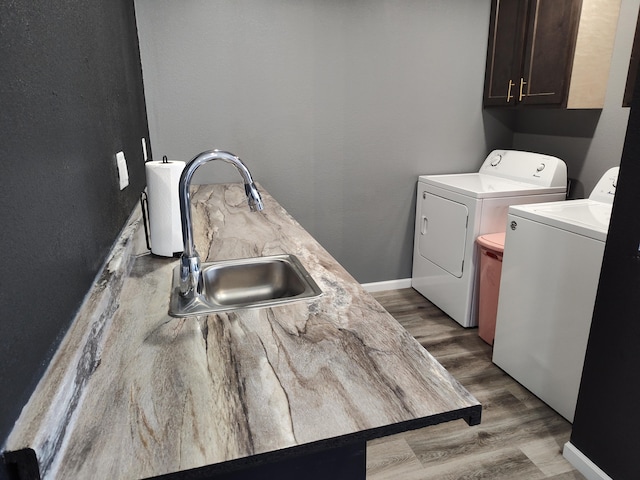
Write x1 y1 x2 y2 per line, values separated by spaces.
366 288 585 480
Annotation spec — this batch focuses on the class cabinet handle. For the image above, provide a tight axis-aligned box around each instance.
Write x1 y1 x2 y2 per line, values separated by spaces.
507 80 515 103
519 78 527 102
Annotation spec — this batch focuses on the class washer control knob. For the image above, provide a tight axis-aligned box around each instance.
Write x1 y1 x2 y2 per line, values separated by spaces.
536 163 546 172
510 221 517 230
490 154 502 167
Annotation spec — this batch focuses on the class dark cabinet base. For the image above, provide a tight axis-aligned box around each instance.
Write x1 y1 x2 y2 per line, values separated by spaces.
150 442 366 480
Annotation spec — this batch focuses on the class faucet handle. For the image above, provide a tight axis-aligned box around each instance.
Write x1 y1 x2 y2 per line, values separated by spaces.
179 253 202 297
245 182 264 212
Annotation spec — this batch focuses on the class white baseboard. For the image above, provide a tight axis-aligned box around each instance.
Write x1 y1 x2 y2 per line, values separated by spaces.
361 278 412 292
563 442 612 480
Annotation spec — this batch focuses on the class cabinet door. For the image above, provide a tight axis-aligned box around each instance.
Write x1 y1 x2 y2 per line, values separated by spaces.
520 0 581 106
483 0 529 106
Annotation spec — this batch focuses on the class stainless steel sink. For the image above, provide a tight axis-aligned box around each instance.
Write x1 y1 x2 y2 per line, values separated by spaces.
169 254 322 317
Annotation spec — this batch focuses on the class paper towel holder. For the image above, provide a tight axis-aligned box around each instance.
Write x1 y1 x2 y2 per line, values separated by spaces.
139 190 152 252
139 189 184 258
138 154 176 255
141 155 187 258
139 153 169 253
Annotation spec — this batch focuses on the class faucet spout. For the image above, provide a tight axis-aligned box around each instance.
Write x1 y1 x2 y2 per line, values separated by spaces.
178 149 264 298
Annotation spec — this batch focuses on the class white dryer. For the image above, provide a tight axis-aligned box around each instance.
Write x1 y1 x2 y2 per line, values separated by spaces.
412 150 567 328
492 167 619 422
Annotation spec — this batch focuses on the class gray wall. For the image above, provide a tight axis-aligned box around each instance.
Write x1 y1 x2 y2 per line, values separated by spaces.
0 0 149 472
134 0 513 283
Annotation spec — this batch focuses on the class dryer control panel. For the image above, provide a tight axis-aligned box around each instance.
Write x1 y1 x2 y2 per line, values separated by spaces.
479 150 567 188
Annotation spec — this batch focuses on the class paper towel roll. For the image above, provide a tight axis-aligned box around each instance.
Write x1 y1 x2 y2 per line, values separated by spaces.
145 160 186 257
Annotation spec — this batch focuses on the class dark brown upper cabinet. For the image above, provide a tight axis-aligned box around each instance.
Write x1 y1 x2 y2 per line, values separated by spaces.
623 8 640 107
484 0 621 109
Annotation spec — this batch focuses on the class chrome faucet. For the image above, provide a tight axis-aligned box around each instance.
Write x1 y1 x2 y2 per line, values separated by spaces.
178 150 264 299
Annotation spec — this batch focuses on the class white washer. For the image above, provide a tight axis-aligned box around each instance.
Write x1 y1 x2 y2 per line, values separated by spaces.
492 167 619 422
412 150 567 328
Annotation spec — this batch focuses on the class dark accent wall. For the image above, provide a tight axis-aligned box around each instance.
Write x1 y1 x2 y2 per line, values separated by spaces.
569 52 640 479
0 1 149 476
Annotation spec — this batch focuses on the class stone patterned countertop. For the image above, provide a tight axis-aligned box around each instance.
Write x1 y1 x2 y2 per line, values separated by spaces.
4 184 480 480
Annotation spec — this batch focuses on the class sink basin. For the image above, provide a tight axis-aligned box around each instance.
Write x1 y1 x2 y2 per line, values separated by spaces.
169 254 322 317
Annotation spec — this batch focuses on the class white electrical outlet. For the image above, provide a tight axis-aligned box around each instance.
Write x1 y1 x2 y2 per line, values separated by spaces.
141 137 148 162
116 151 129 190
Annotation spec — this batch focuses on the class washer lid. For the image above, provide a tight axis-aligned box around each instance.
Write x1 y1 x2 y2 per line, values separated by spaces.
509 199 612 241
418 173 566 198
